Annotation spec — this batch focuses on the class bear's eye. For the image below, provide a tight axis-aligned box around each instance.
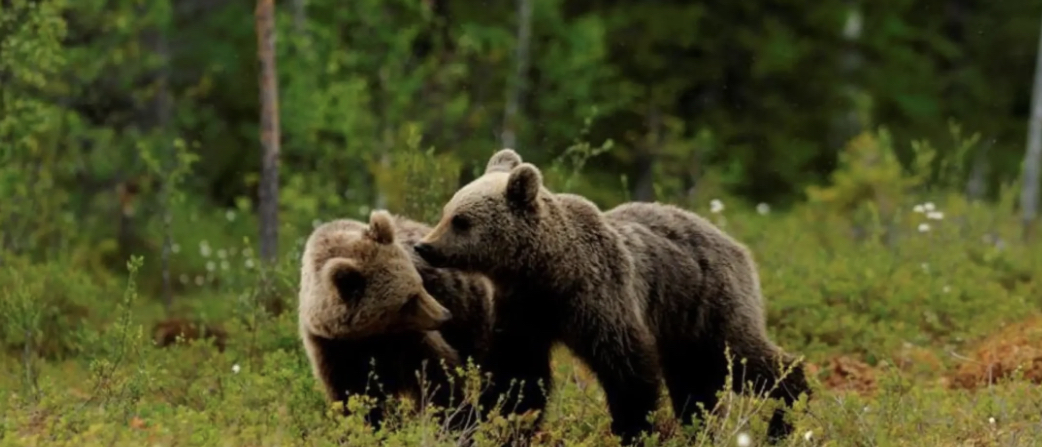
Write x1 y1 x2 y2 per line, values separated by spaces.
451 215 471 231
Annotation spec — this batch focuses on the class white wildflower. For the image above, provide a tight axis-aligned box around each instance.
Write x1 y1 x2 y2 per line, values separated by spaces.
225 210 236 222
803 430 813 442
736 432 752 447
926 211 944 220
245 259 255 269
232 364 241 374
200 241 212 258
923 202 936 212
218 249 227 259
206 261 216 272
921 263 929 271
918 223 931 233
756 202 771 215
171 243 181 254
710 199 725 214
942 285 951 293
989 417 996 425
913 204 925 213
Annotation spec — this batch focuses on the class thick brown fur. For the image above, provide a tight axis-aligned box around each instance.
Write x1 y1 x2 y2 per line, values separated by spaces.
415 149 811 445
298 210 495 432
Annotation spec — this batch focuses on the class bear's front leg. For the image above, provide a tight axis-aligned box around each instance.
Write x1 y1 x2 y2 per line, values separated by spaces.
303 332 393 430
563 306 661 446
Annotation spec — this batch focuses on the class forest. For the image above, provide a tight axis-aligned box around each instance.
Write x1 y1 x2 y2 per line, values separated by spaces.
4 0 1042 445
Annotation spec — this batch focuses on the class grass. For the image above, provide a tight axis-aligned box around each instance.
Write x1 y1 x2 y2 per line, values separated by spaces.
4 131 1042 446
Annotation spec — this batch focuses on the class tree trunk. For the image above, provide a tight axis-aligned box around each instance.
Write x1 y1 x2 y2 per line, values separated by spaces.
501 0 532 150
632 102 660 202
966 140 990 201
1021 13 1042 242
256 0 281 264
153 29 174 311
291 0 306 34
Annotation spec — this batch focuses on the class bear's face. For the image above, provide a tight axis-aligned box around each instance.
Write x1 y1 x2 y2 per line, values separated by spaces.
299 211 452 340
416 149 544 276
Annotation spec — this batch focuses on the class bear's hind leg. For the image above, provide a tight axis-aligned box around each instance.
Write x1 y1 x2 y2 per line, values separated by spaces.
728 344 810 444
659 340 728 428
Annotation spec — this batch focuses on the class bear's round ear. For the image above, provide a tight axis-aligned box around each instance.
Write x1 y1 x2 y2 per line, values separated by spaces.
506 163 542 209
485 148 523 174
366 210 396 245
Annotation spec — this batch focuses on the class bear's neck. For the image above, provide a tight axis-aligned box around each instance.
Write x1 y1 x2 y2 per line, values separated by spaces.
495 194 626 295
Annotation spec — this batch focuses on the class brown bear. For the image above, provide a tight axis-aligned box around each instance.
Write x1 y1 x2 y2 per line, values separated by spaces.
298 210 496 432
414 149 811 445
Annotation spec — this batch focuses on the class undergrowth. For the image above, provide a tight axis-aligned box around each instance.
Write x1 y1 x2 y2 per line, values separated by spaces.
3 129 1042 446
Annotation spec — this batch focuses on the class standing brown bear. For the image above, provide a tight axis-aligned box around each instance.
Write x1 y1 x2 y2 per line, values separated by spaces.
414 149 811 445
298 210 495 432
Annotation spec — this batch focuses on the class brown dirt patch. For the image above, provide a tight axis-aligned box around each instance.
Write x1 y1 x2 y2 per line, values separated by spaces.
807 355 878 395
949 316 1042 390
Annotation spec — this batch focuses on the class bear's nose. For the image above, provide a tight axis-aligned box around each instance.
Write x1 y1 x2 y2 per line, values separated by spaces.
414 243 434 260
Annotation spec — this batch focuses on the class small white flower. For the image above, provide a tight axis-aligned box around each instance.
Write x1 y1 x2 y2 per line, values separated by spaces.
218 249 227 259
989 417 996 425
756 202 771 215
926 211 944 220
710 199 725 214
232 364 241 374
736 432 752 447
918 223 931 233
220 260 230 271
225 210 237 222
245 259 255 269
913 204 925 213
171 243 181 254
200 242 212 258
923 202 936 212
921 262 929 271
206 261 216 272
942 285 951 293
194 275 204 286
803 430 813 441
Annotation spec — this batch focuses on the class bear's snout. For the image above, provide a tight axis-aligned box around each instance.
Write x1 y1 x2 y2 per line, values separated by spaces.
414 243 445 266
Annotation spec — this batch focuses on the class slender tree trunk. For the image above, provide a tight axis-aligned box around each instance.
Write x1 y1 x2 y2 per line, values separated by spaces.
153 30 174 311
256 0 281 264
1021 14 1042 242
501 0 532 150
633 101 660 202
966 140 990 201
291 0 306 34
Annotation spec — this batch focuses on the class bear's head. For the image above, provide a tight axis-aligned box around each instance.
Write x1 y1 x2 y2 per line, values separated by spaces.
299 210 453 340
415 148 546 277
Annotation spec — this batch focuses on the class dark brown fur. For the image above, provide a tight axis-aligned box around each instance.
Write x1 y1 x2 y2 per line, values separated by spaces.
298 210 495 432
415 149 811 445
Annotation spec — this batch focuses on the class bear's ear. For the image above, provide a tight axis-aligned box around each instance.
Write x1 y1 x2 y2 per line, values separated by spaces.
505 163 542 208
366 210 396 245
485 148 523 174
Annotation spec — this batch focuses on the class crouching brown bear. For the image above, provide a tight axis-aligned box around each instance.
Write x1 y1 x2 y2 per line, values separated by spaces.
414 149 811 445
298 210 495 433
